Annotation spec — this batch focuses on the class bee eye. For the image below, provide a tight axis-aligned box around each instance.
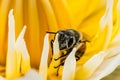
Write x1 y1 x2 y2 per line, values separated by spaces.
68 37 74 48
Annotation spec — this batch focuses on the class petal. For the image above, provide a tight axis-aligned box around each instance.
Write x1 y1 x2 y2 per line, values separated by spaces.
62 48 77 80
86 0 114 54
7 9 15 54
0 0 11 64
109 31 120 48
6 9 20 79
106 46 120 58
16 26 31 74
64 0 106 28
15 69 43 80
26 0 41 67
14 0 24 38
0 76 5 80
110 0 120 41
98 0 113 49
48 34 61 75
50 0 72 28
77 8 105 40
39 0 58 31
0 65 5 76
39 34 49 80
88 53 120 80
75 51 106 80
102 66 120 80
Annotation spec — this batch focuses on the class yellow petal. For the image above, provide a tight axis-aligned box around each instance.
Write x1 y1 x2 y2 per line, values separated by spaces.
77 8 105 39
50 0 72 28
62 48 76 80
0 65 5 77
14 0 24 38
0 0 11 64
26 0 41 68
40 0 58 31
86 0 114 55
39 34 49 80
66 0 106 28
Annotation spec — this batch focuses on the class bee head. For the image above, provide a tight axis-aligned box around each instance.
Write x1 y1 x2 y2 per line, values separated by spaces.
47 29 81 50
57 29 80 50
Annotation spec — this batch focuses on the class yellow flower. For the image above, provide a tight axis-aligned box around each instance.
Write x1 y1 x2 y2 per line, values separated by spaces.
0 0 120 80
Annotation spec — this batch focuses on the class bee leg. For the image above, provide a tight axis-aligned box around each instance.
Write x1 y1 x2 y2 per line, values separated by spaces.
54 53 68 61
79 40 90 43
50 40 54 61
56 58 66 76
56 67 60 76
54 62 64 69
75 50 84 61
54 61 65 76
54 48 72 61
51 40 54 55
75 55 80 61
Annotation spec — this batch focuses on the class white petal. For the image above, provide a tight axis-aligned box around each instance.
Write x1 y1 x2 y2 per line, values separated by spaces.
53 33 60 55
84 52 106 78
0 76 5 80
6 9 19 78
15 69 43 80
16 26 27 42
75 52 106 80
117 0 120 11
39 34 49 80
98 0 114 49
62 48 77 80
88 53 120 80
8 9 15 50
48 33 61 75
109 32 120 48
15 26 31 74
105 46 120 58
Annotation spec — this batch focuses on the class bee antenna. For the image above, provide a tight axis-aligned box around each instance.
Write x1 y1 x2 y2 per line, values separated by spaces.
46 31 56 34
79 40 90 43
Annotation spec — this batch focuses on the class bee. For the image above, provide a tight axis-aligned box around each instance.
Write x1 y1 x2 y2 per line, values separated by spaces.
47 29 89 76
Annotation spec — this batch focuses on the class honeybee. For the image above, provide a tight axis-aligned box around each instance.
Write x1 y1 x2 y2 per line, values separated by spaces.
47 29 89 76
